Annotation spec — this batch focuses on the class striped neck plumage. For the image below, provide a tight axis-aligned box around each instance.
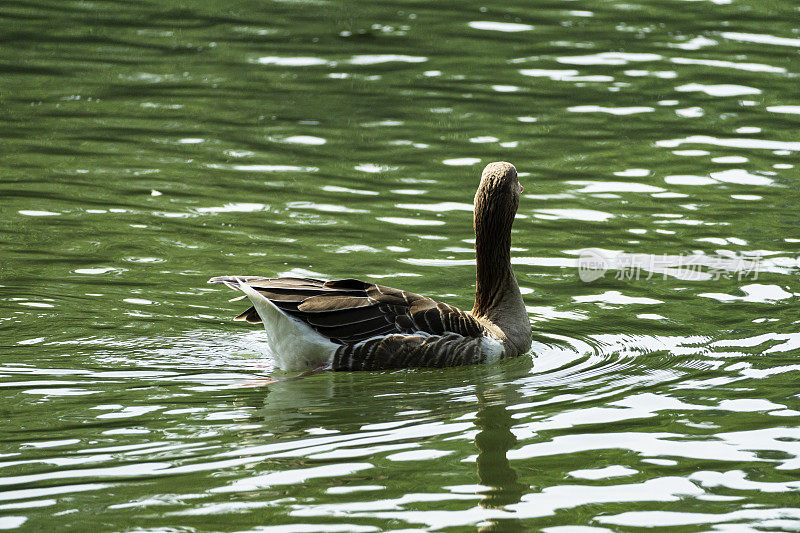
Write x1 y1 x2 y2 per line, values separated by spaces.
471 176 519 320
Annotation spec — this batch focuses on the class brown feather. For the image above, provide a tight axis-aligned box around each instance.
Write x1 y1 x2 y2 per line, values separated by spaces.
298 296 373 312
210 275 489 346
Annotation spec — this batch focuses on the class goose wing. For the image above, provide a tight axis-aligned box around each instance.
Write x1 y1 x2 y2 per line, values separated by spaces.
208 276 486 344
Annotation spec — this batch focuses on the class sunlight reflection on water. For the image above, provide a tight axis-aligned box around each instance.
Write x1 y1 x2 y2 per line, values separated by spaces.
2 0 800 530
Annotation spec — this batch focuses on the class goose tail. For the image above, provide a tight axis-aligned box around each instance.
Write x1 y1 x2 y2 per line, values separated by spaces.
210 276 337 371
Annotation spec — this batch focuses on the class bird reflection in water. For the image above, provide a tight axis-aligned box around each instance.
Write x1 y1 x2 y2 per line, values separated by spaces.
474 390 528 511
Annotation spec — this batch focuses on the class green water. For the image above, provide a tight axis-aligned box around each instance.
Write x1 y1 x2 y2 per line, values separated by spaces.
2 0 800 530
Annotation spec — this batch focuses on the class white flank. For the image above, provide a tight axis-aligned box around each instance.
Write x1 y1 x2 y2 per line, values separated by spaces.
480 335 506 363
235 280 337 371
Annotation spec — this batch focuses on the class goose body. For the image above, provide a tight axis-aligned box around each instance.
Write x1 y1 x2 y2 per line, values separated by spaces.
209 162 531 371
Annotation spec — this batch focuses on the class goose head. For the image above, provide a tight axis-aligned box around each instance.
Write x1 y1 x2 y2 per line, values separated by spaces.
473 161 522 239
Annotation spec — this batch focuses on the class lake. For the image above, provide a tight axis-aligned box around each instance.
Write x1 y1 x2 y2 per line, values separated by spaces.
2 0 800 530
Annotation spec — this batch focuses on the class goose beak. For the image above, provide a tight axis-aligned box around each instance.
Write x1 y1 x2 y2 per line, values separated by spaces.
519 183 524 193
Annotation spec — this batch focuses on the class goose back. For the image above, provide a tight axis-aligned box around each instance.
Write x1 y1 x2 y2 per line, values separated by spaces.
208 276 495 366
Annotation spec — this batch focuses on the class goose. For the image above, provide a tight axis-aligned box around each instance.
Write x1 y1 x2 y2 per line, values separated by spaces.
209 161 531 371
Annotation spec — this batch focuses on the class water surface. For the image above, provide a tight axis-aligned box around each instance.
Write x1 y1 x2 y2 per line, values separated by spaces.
2 0 800 530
